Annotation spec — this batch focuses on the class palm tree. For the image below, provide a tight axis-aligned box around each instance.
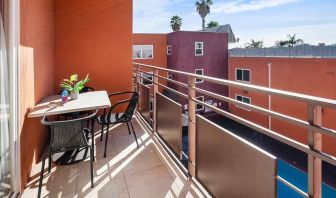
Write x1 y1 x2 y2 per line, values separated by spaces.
275 40 288 47
195 0 213 30
170 15 182 31
245 39 263 48
206 20 218 28
286 34 303 47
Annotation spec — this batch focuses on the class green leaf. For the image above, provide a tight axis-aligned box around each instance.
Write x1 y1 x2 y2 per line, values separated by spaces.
70 74 78 82
60 74 89 93
83 74 90 84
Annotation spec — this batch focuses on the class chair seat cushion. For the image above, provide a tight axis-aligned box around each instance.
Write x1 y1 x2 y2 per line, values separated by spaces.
97 113 124 124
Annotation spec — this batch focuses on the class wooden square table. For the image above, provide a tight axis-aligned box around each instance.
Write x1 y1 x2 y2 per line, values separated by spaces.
28 91 111 164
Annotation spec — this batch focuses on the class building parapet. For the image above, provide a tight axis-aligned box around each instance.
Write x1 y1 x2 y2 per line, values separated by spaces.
229 45 336 58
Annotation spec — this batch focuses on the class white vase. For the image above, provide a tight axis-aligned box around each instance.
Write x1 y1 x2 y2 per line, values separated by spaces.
70 91 79 100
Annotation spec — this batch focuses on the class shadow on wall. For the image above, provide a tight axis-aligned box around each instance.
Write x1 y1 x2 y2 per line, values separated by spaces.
20 44 54 188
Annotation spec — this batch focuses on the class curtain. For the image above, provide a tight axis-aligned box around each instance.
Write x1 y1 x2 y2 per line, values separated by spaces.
0 11 10 196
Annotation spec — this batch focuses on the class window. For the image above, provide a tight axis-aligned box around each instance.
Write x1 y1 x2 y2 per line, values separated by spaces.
236 68 250 82
196 96 204 111
140 72 153 85
167 45 172 55
167 72 172 80
132 45 153 59
195 69 204 83
235 94 251 111
195 42 203 56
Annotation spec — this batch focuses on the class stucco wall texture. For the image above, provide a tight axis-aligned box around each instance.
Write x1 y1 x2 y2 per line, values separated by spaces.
167 31 229 111
20 0 55 189
133 34 168 92
229 57 336 156
20 0 133 190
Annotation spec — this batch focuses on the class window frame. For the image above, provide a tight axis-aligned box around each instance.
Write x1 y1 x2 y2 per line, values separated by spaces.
167 45 172 55
235 68 251 83
235 94 251 111
195 69 204 83
132 45 154 60
196 96 205 111
195 42 204 56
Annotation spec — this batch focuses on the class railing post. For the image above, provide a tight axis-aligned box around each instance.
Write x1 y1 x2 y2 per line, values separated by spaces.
136 64 140 93
307 104 322 198
132 64 136 92
188 76 196 178
153 69 159 132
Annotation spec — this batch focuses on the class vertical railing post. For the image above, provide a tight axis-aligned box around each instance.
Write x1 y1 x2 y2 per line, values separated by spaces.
132 64 136 92
307 104 322 198
153 68 159 133
188 76 196 178
136 64 140 93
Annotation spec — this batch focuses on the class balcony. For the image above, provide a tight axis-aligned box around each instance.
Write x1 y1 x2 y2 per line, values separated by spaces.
15 61 336 198
21 119 201 197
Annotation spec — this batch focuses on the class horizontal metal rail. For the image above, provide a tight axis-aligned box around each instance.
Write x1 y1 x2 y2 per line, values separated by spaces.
134 62 336 109
137 73 153 83
134 63 336 166
135 70 189 88
133 62 336 198
277 176 309 198
137 71 336 166
191 98 336 166
154 82 188 99
193 86 336 139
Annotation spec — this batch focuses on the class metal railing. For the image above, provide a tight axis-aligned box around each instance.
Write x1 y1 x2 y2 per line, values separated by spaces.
133 62 336 198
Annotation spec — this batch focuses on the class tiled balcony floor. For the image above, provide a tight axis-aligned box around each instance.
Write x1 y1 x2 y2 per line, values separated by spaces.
21 117 201 198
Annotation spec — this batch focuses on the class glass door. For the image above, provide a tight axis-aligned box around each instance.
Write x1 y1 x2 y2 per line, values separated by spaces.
0 0 11 196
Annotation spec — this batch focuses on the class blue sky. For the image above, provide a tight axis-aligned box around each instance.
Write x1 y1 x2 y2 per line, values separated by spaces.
133 0 336 47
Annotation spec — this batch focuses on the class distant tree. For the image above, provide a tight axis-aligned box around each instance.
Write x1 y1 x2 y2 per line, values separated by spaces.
170 15 182 31
195 0 214 30
286 34 303 47
275 34 303 47
206 21 219 28
245 39 263 48
275 40 288 47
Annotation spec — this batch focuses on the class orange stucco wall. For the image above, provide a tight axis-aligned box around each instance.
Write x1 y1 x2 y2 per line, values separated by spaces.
20 0 54 189
19 0 133 190
229 57 336 156
133 33 168 92
54 0 133 96
133 33 167 68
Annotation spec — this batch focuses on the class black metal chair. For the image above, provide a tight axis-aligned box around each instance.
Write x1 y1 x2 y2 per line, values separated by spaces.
37 109 98 198
58 86 95 128
97 91 139 158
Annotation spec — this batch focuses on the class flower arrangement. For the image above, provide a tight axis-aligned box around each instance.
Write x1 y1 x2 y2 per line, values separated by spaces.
60 74 90 99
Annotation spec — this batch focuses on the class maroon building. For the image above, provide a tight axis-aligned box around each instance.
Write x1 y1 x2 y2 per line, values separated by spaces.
166 31 229 113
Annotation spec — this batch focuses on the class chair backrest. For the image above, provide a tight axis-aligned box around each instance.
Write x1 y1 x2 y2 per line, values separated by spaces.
121 92 139 122
80 86 94 93
41 109 97 154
